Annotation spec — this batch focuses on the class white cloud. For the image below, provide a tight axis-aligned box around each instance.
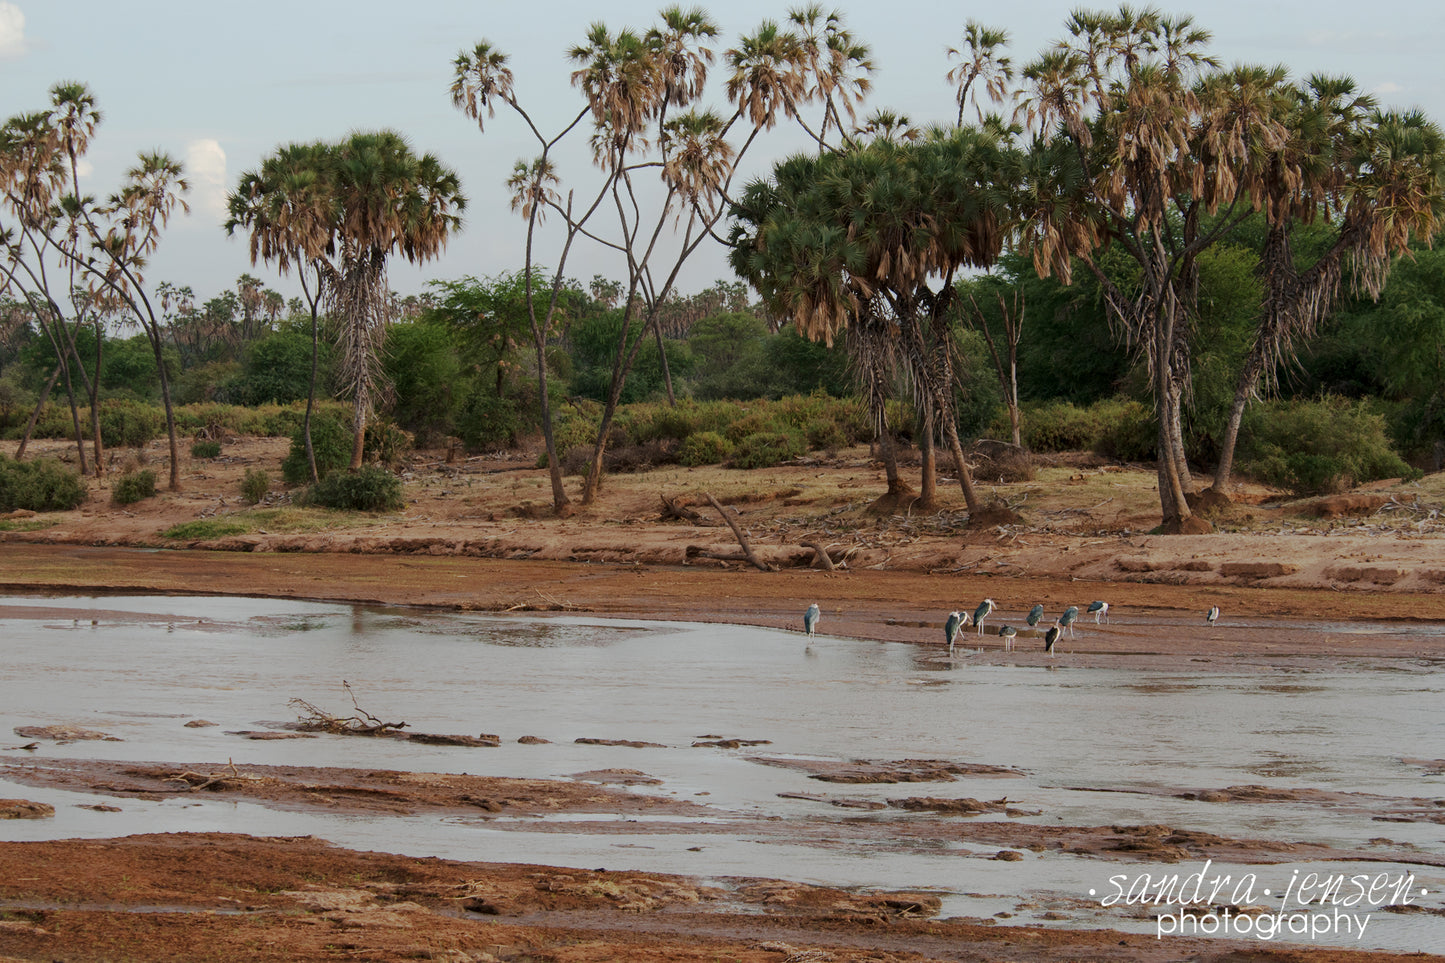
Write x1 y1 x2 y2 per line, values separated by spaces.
1372 81 1405 97
185 138 228 223
0 2 28 59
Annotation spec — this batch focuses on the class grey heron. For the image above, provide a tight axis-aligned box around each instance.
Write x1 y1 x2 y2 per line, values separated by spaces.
804 603 821 638
1087 600 1109 624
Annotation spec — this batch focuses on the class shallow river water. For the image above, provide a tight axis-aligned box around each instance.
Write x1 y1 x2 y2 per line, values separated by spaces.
1 594 1442 952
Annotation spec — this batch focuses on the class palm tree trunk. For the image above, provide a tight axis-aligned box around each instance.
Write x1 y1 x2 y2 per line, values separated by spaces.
1007 348 1021 448
917 409 937 510
651 315 676 406
350 393 367 471
1212 348 1267 494
58 352 88 477
15 364 62 460
147 326 182 491
940 413 981 515
304 304 320 484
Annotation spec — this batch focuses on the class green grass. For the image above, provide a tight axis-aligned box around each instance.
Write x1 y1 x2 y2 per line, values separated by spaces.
160 519 251 540
0 518 56 532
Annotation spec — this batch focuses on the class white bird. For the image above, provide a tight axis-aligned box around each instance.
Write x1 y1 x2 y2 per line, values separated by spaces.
1087 600 1109 624
804 603 821 638
1206 605 1220 626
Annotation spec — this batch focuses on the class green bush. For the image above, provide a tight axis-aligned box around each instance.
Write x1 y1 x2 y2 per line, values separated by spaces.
1238 397 1414 495
0 454 88 512
456 392 521 450
111 469 157 505
679 430 734 466
282 413 352 485
98 399 165 449
240 468 269 505
303 466 404 512
363 419 411 466
729 430 805 469
1092 399 1156 462
191 439 222 459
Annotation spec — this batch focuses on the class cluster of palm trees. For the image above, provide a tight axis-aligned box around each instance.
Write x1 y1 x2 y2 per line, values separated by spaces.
730 5 1444 531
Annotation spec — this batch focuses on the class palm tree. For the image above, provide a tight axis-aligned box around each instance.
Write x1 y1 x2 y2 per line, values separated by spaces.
328 132 466 470
946 21 1013 127
228 132 465 473
226 141 336 483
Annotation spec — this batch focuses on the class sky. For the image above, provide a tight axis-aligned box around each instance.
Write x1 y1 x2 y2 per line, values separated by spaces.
3 0 1442 305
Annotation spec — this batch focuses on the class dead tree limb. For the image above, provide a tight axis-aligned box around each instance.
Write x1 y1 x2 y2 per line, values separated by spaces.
704 492 775 572
800 539 837 571
289 681 409 735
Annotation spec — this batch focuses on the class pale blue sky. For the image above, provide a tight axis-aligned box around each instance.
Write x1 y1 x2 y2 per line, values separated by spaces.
3 1 1441 304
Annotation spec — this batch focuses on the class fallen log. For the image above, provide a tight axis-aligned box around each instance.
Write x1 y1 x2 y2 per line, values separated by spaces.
704 492 774 572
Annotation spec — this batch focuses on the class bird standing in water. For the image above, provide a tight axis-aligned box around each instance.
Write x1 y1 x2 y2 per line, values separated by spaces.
804 603 821 638
1087 600 1109 624
973 598 996 635
1206 605 1220 626
1043 624 1062 656
944 610 967 653
1058 605 1079 638
999 625 1018 651
1026 604 1045 628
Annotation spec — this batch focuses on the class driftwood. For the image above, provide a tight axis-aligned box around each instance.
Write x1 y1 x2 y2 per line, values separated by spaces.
165 759 263 792
290 681 409 736
800 539 838 571
704 492 775 572
660 493 712 524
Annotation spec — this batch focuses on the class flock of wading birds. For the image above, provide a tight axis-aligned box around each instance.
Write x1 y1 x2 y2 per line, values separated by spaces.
801 601 1223 655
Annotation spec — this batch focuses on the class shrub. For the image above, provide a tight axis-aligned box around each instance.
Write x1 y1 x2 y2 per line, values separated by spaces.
303 466 404 512
456 392 521 451
98 399 165 449
281 413 352 485
363 419 411 466
679 430 734 466
729 430 805 469
191 439 222 459
0 454 88 512
111 469 157 505
1238 396 1414 495
240 468 269 505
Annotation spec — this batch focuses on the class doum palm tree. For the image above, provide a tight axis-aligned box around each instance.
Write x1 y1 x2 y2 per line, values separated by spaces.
228 132 466 472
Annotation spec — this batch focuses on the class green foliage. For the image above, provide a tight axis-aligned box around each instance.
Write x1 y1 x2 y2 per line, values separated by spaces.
98 399 164 448
678 430 734 466
0 454 88 512
191 439 221 459
302 466 404 512
1237 397 1414 495
729 430 805 469
161 519 249 539
219 329 331 406
282 413 352 485
111 469 157 505
363 419 411 466
456 392 521 450
0 373 36 436
240 468 269 504
1012 397 1157 460
384 320 463 446
568 310 691 404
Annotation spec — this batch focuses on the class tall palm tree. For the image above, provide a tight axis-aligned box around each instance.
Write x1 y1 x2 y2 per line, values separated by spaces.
946 21 1013 127
228 132 465 473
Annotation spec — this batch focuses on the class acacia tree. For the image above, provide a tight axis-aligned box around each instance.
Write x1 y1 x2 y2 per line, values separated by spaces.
228 133 465 473
454 5 871 509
